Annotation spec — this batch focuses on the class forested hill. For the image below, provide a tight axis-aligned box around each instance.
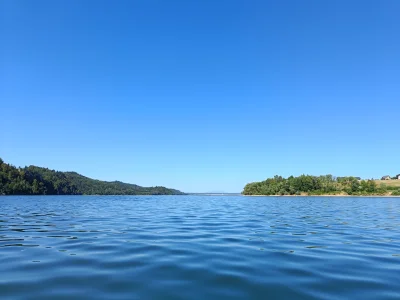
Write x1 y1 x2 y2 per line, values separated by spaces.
243 175 400 196
0 158 184 195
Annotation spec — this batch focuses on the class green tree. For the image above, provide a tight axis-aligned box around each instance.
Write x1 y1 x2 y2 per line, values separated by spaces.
32 179 39 194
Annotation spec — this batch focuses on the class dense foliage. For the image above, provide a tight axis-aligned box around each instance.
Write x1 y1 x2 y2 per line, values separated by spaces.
0 158 184 195
243 175 400 196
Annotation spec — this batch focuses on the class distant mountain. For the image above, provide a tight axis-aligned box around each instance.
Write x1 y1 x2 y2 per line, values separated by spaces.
0 158 184 195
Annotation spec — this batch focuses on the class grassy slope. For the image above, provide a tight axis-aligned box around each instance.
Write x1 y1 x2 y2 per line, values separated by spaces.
374 180 400 187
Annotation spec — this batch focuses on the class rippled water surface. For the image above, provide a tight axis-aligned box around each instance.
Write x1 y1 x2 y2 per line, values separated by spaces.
1 196 400 299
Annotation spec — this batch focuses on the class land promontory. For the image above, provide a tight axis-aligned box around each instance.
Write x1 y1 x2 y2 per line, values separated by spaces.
243 175 400 196
0 158 184 196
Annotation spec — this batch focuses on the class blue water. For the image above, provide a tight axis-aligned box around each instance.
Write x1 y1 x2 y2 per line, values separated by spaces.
1 196 400 299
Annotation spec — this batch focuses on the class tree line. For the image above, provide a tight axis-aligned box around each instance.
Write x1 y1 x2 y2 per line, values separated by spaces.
243 175 400 196
0 158 184 195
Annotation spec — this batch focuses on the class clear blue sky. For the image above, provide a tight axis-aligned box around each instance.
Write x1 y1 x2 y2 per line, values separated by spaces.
1 0 399 193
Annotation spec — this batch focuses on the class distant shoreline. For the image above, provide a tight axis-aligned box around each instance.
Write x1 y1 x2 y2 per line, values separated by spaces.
242 175 400 197
0 158 185 196
243 194 400 197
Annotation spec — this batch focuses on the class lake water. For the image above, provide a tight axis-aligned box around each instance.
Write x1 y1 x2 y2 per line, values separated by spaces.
1 196 400 299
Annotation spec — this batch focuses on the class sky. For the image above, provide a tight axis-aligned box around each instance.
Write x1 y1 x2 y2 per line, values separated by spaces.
1 0 400 193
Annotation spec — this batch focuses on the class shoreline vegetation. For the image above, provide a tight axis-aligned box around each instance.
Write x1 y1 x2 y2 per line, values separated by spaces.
244 194 400 197
242 175 400 197
0 158 184 196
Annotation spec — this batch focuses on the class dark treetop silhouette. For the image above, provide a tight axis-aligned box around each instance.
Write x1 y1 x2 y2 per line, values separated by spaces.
0 158 184 195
